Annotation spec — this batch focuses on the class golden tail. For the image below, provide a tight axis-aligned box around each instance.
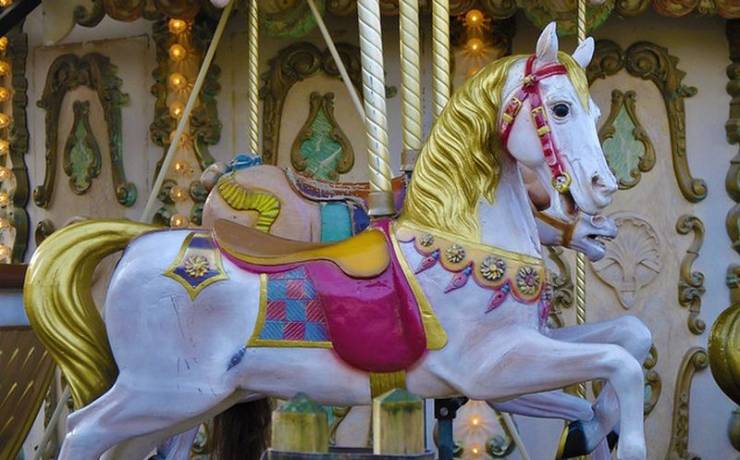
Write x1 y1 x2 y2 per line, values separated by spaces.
24 220 157 408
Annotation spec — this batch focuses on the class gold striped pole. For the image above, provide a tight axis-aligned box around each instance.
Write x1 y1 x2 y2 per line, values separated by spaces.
247 0 259 154
399 0 422 172
431 0 450 118
358 0 394 216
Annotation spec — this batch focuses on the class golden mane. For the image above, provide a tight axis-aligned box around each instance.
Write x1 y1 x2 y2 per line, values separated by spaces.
401 52 589 241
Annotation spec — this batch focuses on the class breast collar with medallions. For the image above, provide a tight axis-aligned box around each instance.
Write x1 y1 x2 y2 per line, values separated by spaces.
499 55 571 194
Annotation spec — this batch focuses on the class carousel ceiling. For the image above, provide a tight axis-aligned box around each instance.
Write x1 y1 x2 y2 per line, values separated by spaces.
40 0 740 43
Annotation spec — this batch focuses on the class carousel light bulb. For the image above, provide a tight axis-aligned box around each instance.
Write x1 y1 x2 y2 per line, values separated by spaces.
168 19 189 34
0 61 10 76
169 185 187 202
170 213 189 228
169 101 185 119
471 446 481 455
471 416 480 426
0 0 13 8
173 159 190 175
0 191 9 207
0 244 10 260
0 37 8 52
169 44 187 62
0 113 11 128
0 139 9 155
0 87 10 102
168 72 187 90
466 37 484 54
465 9 483 26
0 166 11 181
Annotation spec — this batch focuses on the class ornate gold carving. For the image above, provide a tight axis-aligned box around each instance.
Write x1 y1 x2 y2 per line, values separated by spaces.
588 40 706 203
35 53 136 209
709 264 740 406
73 0 204 26
261 42 362 165
591 213 663 310
614 0 651 16
598 90 655 189
63 100 102 195
676 215 706 335
290 92 354 181
642 344 661 416
0 326 56 460
666 347 708 460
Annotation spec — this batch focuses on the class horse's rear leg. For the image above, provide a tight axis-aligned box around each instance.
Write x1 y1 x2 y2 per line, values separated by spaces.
59 381 234 460
455 331 646 460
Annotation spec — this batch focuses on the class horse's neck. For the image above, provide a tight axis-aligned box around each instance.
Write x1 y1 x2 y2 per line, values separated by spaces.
478 155 541 257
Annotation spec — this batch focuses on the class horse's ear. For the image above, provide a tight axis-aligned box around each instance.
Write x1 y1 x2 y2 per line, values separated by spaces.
572 37 595 69
536 22 559 64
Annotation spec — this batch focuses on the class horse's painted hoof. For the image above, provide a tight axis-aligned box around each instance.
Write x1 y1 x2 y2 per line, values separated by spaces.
556 420 590 459
607 430 619 451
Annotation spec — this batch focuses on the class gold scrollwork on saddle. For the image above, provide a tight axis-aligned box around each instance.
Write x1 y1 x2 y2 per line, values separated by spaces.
163 232 229 300
216 173 281 232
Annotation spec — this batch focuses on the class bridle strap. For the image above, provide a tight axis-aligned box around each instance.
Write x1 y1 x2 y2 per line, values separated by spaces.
500 55 572 193
534 209 578 248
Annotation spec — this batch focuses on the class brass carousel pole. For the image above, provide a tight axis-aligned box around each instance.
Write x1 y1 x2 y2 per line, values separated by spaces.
399 0 422 173
358 0 394 216
575 0 588 403
247 0 259 155
431 0 450 118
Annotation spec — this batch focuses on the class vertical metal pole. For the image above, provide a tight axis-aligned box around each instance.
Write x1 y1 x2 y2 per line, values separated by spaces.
357 0 394 216
247 0 259 155
399 0 422 173
431 0 450 118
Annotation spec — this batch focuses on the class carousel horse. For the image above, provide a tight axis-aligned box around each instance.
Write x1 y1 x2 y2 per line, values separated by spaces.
25 24 648 460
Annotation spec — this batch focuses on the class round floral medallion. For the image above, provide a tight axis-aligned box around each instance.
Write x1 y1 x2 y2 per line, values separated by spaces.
479 256 507 282
419 233 434 247
515 266 540 296
444 244 466 263
184 255 211 278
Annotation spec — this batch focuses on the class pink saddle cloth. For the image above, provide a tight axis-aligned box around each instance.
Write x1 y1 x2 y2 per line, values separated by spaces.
219 220 427 373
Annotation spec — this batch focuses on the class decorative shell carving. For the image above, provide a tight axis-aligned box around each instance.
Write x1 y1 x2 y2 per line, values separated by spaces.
591 213 663 309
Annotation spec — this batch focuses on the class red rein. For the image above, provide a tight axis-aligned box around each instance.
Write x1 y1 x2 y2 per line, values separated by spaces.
499 55 572 193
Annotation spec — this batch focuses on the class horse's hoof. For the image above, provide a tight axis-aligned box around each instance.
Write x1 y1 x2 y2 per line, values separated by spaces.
555 421 590 459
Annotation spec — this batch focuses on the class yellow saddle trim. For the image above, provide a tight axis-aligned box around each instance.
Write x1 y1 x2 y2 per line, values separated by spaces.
216 173 281 232
389 223 448 350
214 219 390 278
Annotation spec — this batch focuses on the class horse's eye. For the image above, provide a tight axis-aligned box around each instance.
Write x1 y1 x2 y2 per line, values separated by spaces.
552 103 570 118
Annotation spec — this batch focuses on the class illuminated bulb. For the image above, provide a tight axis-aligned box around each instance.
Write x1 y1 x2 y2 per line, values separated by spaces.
169 44 187 62
168 72 187 90
466 38 484 54
0 244 9 260
0 113 11 128
0 61 10 76
0 87 10 102
168 19 189 34
169 185 187 202
0 191 9 207
0 37 8 52
170 213 189 228
169 101 184 119
471 446 480 455
173 159 190 175
465 9 483 26
0 166 11 181
0 0 13 8
471 416 480 426
0 139 8 155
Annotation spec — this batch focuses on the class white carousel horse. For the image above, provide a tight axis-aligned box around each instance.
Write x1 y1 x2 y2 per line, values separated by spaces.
25 24 647 460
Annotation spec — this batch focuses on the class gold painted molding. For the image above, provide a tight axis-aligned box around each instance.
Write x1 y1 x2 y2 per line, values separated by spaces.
588 40 706 203
665 347 708 460
545 247 574 329
261 42 362 165
676 215 706 335
598 89 656 190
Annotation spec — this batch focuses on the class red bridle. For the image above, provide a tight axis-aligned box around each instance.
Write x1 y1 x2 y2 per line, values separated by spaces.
500 55 572 194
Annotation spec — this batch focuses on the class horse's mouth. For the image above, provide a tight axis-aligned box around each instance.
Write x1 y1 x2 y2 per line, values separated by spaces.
586 233 614 250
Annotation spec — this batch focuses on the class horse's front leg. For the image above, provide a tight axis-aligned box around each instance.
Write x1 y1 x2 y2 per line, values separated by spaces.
547 315 652 438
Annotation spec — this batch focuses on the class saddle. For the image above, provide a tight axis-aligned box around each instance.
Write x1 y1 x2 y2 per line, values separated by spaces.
214 219 430 373
213 219 389 278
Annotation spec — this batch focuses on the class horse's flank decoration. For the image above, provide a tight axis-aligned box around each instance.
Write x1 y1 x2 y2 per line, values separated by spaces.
215 173 281 232
163 232 229 300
